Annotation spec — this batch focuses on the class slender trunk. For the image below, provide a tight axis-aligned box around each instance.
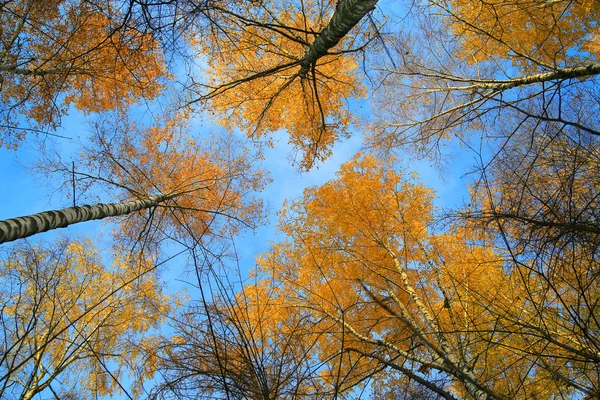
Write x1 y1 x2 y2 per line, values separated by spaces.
466 211 600 235
0 63 70 76
299 0 378 76
0 194 171 244
467 63 600 92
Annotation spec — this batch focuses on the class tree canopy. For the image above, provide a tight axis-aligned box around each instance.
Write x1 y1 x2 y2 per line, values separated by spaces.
1 0 599 398
0 0 167 148
0 239 173 399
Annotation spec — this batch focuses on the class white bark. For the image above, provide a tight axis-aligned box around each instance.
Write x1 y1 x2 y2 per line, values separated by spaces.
299 0 378 76
0 194 170 244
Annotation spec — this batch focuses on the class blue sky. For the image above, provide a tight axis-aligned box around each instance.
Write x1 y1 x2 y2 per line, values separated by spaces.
0 0 474 280
0 116 476 352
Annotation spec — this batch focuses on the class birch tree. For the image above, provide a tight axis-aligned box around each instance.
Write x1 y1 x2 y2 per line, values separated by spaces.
151 278 330 399
460 123 600 398
1 112 266 248
254 154 597 398
368 0 600 159
186 0 378 169
0 238 173 399
0 0 168 148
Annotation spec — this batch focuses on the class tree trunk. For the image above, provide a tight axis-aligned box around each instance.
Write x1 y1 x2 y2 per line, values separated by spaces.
299 0 378 76
466 63 600 92
0 194 171 244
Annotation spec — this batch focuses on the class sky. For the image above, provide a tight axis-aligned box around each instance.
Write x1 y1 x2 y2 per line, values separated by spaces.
3 0 600 398
0 109 475 398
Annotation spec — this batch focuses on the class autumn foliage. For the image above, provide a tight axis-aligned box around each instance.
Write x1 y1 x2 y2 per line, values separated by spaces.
2 0 600 398
195 0 367 169
75 112 267 250
152 280 329 398
0 239 172 399
0 0 167 148
237 153 598 398
368 0 600 161
445 0 600 67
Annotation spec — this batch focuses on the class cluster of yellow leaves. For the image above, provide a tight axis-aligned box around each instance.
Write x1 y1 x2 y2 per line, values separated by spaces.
198 0 365 169
255 154 432 392
84 112 267 247
432 227 576 398
0 239 173 399
445 0 600 67
369 1 600 160
251 153 591 397
154 279 326 398
264 154 433 312
226 283 324 396
59 14 167 113
0 0 168 148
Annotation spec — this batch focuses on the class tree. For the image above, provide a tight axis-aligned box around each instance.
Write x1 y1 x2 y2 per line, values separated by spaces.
461 122 600 398
0 238 173 399
358 2 600 396
368 0 600 160
442 0 599 69
5 0 600 398
186 0 377 169
252 153 597 399
1 111 266 247
0 194 173 244
151 274 331 399
0 0 168 148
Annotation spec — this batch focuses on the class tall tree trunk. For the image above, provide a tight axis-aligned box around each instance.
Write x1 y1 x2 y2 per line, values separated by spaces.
460 63 600 92
299 0 378 76
0 194 171 244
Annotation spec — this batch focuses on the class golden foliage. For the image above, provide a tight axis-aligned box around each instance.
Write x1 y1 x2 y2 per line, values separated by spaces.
255 155 435 393
251 153 595 398
197 0 365 169
464 131 600 396
0 238 173 399
0 0 168 148
368 1 600 160
81 111 267 249
444 0 600 67
153 280 327 398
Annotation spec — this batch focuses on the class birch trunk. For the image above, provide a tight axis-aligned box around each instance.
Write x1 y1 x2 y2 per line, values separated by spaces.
0 194 171 244
299 0 378 76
